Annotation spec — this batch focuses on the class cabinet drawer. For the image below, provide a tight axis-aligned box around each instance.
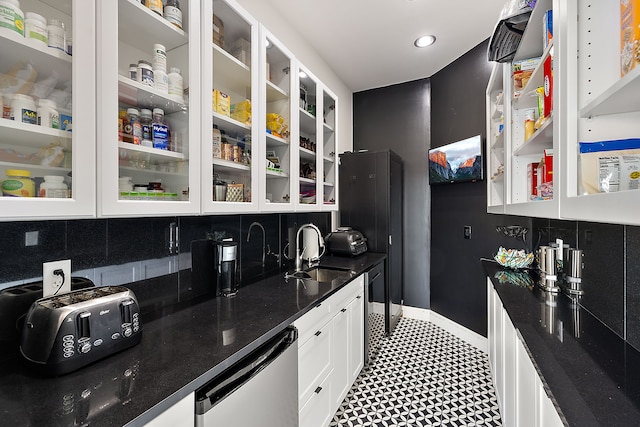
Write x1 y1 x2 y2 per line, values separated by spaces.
295 300 331 345
332 275 364 311
299 374 333 427
298 320 332 406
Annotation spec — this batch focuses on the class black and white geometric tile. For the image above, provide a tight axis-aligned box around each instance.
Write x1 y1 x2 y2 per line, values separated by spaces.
330 317 502 427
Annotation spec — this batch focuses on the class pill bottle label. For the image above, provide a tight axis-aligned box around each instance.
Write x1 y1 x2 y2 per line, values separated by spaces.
152 123 169 150
38 111 60 129
0 3 24 36
164 6 182 29
138 66 154 87
48 23 65 51
25 18 47 44
2 179 34 197
18 108 37 124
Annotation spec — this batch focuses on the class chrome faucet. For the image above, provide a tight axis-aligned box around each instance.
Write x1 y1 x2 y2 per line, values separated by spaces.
247 221 266 267
295 223 325 272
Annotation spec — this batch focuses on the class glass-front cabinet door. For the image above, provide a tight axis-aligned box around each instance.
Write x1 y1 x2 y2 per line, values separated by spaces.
202 0 258 213
97 0 200 217
296 64 320 211
259 27 294 212
0 0 95 220
321 86 338 211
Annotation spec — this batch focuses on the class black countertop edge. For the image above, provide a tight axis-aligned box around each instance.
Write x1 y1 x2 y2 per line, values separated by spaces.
482 259 640 426
0 253 385 427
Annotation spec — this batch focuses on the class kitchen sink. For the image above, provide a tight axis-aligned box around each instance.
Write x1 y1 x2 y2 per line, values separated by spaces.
285 267 352 283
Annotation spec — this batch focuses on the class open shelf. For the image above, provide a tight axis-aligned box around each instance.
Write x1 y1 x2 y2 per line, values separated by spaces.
118 76 186 112
580 66 640 117
0 119 72 149
212 158 250 171
119 0 187 51
212 43 251 94
513 116 553 156
118 142 186 163
0 28 71 78
299 147 316 161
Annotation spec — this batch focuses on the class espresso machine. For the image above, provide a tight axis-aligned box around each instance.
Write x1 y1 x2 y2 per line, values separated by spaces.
215 240 238 297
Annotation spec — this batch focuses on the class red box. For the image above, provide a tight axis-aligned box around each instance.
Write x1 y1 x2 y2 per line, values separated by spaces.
528 162 539 199
543 54 553 117
543 149 553 183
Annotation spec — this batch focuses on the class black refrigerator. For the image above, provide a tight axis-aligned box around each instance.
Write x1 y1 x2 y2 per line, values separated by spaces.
339 150 403 335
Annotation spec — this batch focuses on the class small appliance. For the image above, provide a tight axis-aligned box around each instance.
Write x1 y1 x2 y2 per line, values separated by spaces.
324 227 368 256
216 240 238 296
20 286 141 376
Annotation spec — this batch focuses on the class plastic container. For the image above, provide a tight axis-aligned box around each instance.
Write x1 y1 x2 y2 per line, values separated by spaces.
37 98 60 129
25 12 47 45
10 93 36 124
152 108 169 150
0 0 24 36
128 63 137 80
137 60 154 87
127 108 142 145
154 69 168 94
168 67 184 102
152 43 167 73
140 108 153 147
2 169 34 197
524 109 535 141
47 18 66 52
39 175 67 198
164 0 182 29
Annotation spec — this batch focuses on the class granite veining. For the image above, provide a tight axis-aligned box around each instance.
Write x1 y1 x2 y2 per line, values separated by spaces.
483 260 640 426
0 253 385 427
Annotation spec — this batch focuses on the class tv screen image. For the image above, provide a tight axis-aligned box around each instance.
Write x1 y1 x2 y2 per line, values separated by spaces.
429 135 483 184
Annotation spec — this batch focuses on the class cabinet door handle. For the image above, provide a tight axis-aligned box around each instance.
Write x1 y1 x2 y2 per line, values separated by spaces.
314 330 322 336
356 295 362 299
341 308 347 313
315 303 322 308
314 386 322 394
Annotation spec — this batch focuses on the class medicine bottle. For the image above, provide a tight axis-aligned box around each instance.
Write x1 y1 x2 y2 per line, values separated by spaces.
168 67 184 102
0 0 24 36
37 99 60 129
128 63 137 80
127 108 142 145
145 0 162 16
152 108 169 150
2 169 34 197
47 18 66 52
24 12 47 45
39 175 67 198
137 60 154 87
152 43 167 73
164 0 182 29
140 108 153 147
10 94 37 124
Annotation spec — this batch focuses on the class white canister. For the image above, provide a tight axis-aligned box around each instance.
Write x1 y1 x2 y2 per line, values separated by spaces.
0 0 24 36
152 43 167 73
47 18 65 51
39 175 67 198
154 69 168 94
10 93 36 124
25 12 47 45
168 67 184 101
37 98 59 129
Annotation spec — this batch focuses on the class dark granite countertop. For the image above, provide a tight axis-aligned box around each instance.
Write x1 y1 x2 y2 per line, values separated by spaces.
483 259 640 426
0 253 386 427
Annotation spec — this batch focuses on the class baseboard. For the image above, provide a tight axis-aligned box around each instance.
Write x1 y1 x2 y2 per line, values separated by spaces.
401 306 488 353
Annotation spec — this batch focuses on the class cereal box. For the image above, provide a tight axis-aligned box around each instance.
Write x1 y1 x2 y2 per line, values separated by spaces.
512 57 541 97
621 0 640 76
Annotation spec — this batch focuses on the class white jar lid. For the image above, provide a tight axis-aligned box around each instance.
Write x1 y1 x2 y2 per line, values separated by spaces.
25 12 47 24
44 175 64 182
12 93 34 102
127 108 139 116
38 98 57 109
169 67 181 74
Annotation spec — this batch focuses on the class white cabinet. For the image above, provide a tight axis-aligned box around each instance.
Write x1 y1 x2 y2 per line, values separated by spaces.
202 0 259 213
0 0 95 221
487 279 563 427
97 0 201 217
143 392 194 427
294 275 365 427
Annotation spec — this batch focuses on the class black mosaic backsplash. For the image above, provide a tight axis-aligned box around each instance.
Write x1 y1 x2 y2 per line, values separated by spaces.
532 218 640 352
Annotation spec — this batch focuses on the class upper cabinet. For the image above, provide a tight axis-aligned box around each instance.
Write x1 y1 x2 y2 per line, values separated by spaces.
258 27 295 212
202 0 259 213
0 0 95 221
321 86 338 211
296 64 320 211
97 0 201 217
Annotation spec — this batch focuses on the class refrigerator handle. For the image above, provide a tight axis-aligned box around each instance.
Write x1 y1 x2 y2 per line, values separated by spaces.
389 235 392 245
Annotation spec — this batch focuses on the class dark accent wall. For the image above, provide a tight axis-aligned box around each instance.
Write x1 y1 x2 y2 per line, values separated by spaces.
353 79 431 309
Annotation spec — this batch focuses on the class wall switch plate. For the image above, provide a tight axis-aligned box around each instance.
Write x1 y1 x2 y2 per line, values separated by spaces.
464 226 472 239
43 259 71 297
25 231 39 247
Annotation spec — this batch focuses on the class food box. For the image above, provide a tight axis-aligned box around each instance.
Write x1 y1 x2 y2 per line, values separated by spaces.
543 9 553 49
542 148 553 184
226 183 244 202
528 162 539 199
213 89 230 116
579 138 640 193
513 57 541 97
621 0 640 76
543 53 553 117
213 14 224 48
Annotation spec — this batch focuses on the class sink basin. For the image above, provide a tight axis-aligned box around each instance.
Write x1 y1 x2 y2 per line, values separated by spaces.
286 267 352 283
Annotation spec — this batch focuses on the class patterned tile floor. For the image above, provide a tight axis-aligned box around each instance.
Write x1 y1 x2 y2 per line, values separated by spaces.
330 317 502 427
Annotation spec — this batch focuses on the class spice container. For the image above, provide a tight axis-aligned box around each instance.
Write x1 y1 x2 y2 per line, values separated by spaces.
10 94 37 124
0 0 24 36
25 12 48 46
2 169 35 197
37 99 60 129
39 175 67 198
47 18 66 52
164 0 182 29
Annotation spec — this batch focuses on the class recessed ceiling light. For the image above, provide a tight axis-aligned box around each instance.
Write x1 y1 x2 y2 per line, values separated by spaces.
299 71 308 78
414 35 436 48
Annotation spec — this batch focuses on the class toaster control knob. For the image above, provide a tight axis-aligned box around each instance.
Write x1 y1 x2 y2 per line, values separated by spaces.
80 341 91 354
77 311 91 340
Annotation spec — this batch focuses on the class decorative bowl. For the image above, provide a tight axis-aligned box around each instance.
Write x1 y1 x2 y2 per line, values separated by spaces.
494 246 534 269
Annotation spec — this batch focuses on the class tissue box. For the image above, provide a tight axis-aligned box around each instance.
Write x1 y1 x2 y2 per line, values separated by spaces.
621 0 640 76
213 90 230 116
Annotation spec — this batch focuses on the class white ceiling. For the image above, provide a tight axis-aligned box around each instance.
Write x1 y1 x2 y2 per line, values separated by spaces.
268 0 507 92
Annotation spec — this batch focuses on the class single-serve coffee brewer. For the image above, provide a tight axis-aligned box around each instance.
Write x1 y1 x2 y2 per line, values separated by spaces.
215 240 238 297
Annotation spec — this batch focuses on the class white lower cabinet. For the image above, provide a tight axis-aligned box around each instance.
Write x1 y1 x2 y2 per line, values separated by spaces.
487 280 563 427
143 392 194 427
295 275 365 427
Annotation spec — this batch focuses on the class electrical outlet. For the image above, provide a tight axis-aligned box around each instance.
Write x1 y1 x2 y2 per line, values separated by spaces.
43 259 71 297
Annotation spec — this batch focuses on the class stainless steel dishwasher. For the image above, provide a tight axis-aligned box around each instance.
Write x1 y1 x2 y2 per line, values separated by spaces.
195 327 298 427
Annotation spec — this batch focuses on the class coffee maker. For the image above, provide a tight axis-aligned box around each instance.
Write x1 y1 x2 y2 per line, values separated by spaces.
215 240 238 297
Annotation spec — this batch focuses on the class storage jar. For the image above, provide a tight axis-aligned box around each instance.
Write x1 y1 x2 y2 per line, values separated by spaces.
2 169 34 197
39 175 67 198
10 93 37 124
47 18 66 52
37 98 60 129
0 0 24 36
24 12 47 45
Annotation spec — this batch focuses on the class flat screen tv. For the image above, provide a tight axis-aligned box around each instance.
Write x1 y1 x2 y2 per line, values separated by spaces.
429 135 483 184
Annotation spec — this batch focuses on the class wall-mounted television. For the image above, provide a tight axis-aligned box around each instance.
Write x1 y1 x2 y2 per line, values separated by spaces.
429 135 483 184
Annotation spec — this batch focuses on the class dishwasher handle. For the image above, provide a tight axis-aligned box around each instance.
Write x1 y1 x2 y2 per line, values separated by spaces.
196 327 297 414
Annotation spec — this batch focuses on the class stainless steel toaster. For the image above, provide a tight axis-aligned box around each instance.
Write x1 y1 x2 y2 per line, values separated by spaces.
20 286 142 376
325 227 368 256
